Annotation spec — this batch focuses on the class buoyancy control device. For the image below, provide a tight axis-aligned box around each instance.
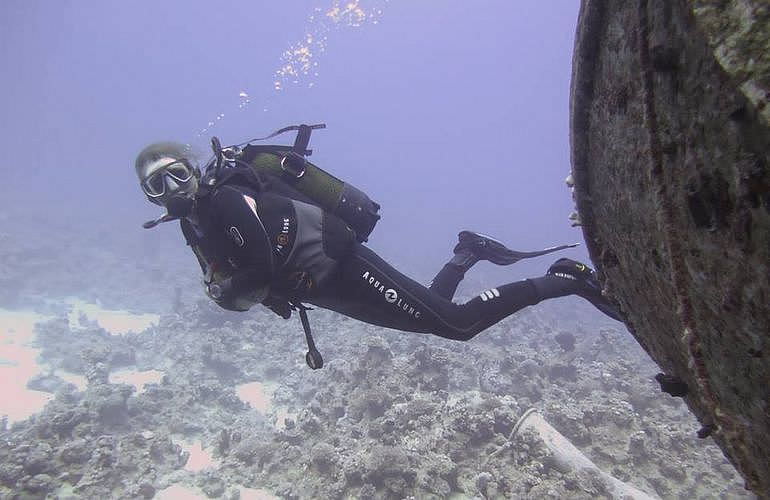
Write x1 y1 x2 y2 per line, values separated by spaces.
204 123 381 242
201 124 381 370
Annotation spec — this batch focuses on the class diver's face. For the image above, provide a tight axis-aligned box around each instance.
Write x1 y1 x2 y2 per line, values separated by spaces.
140 156 199 206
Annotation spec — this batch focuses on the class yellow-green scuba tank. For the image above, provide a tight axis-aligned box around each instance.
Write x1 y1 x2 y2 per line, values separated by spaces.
205 124 381 242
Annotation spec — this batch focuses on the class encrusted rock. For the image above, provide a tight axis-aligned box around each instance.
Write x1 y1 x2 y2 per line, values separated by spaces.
26 373 67 393
198 473 226 498
22 473 53 494
59 439 91 465
23 443 53 475
137 482 156 499
0 462 23 488
310 442 337 473
571 0 770 493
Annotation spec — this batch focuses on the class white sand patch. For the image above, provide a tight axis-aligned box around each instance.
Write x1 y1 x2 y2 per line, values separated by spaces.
56 371 88 391
447 390 484 408
109 369 164 393
236 381 276 413
66 298 159 335
156 483 277 500
176 440 216 472
0 302 160 426
273 406 298 432
235 381 298 430
156 483 207 499
0 309 53 424
54 482 77 498
239 486 280 500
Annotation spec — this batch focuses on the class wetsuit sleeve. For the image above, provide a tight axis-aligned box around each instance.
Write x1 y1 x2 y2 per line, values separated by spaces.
207 185 275 299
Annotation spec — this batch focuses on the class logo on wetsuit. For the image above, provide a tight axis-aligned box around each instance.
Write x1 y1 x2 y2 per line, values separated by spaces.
384 289 398 303
229 226 245 247
275 217 292 253
362 271 422 319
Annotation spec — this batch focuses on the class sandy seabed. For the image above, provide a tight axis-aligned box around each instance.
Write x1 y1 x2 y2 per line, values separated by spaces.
156 483 278 500
0 302 160 425
0 310 54 424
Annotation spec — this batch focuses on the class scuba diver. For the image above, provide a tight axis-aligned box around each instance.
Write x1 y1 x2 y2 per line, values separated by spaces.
135 125 623 369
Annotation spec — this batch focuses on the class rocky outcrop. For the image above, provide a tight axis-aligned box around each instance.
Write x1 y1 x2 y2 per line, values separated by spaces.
570 0 770 495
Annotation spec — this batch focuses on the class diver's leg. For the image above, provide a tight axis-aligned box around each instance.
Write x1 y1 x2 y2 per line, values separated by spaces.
428 230 578 301
428 231 522 300
312 243 610 342
432 275 594 340
428 254 473 300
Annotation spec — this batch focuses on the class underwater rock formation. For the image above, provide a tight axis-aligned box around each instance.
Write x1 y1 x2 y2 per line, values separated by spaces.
570 0 770 495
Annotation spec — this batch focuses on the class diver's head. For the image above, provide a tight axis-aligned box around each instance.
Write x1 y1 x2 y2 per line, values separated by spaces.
135 142 200 210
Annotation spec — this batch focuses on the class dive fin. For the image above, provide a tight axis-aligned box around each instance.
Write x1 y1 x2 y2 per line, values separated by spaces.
455 230 580 266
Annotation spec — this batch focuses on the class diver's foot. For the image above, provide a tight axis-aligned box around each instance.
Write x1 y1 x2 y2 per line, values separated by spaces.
547 258 600 291
454 231 521 266
547 258 624 321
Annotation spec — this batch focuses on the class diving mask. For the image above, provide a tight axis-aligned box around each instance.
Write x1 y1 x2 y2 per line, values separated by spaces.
141 160 195 201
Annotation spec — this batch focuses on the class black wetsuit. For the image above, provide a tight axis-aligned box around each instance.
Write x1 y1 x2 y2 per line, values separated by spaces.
307 244 581 341
181 176 585 341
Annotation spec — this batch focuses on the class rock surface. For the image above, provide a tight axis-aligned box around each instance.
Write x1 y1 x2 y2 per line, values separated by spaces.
570 0 770 495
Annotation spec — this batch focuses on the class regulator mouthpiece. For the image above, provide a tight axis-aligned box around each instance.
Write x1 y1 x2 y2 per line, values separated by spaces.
142 213 177 229
166 195 194 218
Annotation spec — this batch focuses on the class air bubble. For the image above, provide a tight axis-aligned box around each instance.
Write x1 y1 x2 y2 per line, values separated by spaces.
271 0 388 92
194 1 388 139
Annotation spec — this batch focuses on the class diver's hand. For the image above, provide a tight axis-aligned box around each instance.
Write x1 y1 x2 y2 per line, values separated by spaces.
262 295 292 319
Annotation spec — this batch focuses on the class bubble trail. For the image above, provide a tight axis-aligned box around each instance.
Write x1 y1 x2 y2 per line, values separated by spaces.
194 0 389 141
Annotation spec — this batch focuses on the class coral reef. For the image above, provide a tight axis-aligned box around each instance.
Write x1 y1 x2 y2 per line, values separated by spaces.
0 297 750 498
0 204 751 498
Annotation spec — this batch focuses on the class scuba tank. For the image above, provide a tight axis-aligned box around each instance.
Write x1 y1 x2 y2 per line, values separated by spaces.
206 124 381 242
